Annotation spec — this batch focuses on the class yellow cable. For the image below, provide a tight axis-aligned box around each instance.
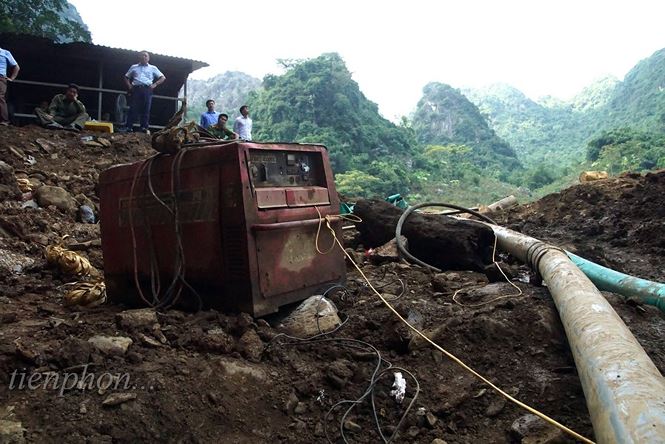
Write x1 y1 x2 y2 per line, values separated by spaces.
317 213 595 444
452 234 524 307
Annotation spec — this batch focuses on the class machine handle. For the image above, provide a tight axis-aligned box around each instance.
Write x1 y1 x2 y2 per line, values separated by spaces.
251 215 341 232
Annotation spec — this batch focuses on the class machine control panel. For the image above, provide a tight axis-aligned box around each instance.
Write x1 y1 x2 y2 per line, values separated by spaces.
248 149 325 188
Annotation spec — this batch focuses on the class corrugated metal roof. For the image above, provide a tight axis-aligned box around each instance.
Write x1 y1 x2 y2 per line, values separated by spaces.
1 33 209 72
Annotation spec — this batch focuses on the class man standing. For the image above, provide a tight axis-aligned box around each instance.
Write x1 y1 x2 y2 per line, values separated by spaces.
124 51 165 133
199 99 219 129
35 84 89 131
233 105 252 141
0 47 19 126
207 113 237 140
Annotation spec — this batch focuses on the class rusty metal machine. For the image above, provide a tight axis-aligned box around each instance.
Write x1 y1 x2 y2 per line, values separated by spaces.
98 142 346 316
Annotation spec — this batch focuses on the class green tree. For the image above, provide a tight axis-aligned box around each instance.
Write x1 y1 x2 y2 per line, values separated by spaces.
335 170 383 198
0 1 91 43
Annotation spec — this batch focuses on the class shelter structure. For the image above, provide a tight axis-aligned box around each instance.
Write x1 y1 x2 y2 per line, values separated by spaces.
1 33 208 128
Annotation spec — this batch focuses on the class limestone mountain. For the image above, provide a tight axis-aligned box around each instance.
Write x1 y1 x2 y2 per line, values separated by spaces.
463 83 592 167
412 82 520 172
248 53 414 173
606 48 665 131
186 71 261 121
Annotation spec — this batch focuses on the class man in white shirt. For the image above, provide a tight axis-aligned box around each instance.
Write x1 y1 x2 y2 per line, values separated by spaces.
123 51 166 133
233 105 252 140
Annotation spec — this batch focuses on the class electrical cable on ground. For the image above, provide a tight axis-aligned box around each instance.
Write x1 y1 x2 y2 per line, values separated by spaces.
314 208 595 444
266 284 420 443
395 203 523 306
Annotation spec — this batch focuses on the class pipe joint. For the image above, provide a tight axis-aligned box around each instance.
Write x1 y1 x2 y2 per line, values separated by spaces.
525 241 565 279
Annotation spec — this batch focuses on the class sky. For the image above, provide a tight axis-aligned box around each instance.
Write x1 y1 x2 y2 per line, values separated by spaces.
70 0 665 121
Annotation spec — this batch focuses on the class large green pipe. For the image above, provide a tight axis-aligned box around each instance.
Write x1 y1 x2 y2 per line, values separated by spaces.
567 252 665 313
491 225 665 443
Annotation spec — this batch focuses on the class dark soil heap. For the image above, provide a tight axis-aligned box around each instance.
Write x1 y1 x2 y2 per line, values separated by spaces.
0 125 664 443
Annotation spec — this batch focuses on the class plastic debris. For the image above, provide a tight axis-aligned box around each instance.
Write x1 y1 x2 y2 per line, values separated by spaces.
79 205 95 223
63 279 106 307
16 178 32 193
21 199 38 209
390 371 407 404
45 237 98 276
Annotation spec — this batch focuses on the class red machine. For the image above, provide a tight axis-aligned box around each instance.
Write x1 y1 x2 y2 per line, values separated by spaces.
98 142 346 316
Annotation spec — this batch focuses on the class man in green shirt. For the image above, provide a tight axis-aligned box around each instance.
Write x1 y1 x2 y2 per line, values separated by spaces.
35 84 89 131
207 113 238 140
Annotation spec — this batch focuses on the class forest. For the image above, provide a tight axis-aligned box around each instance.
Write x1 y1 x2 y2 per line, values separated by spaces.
5 1 665 205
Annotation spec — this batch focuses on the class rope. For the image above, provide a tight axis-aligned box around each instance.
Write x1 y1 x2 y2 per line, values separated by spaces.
315 210 595 444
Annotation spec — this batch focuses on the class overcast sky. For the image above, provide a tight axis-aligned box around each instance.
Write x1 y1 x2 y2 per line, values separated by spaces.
70 0 665 121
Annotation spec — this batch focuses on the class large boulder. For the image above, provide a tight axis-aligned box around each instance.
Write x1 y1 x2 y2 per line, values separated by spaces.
35 185 78 213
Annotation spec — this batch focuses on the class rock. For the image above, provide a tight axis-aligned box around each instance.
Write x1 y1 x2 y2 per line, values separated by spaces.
116 308 159 330
284 392 299 414
294 402 307 414
138 333 163 347
368 236 407 263
217 358 266 381
79 205 95 223
199 328 234 353
426 411 438 428
55 337 93 368
97 138 112 148
88 336 133 355
20 200 38 209
407 426 420 437
431 272 463 293
314 422 325 437
237 329 263 362
327 359 354 388
214 358 267 381
0 160 21 200
74 193 97 210
483 261 518 283
35 185 77 213
484 398 506 417
102 393 137 407
343 420 362 433
0 248 35 274
431 439 448 444
279 295 341 337
0 419 26 444
236 312 255 333
510 414 565 443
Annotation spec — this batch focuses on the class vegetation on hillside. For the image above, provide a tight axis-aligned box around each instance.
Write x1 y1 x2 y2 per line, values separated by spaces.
185 46 665 205
246 54 528 204
0 1 91 43
587 128 665 174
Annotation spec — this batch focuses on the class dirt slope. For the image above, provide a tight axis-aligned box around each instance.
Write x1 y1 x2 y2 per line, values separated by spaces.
1 125 664 443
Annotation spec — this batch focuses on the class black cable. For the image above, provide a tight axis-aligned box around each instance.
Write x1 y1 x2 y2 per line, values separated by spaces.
395 202 497 272
264 284 420 444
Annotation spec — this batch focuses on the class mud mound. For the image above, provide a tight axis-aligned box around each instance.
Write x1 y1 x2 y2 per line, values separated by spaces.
498 170 665 281
1 126 664 443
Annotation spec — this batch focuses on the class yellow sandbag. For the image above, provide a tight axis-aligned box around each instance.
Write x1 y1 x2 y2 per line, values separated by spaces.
579 171 609 182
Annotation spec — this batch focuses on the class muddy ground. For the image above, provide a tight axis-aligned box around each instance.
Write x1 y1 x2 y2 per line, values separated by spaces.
0 124 664 443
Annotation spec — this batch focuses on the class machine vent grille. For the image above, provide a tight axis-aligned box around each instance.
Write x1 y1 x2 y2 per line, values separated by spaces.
222 226 248 280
